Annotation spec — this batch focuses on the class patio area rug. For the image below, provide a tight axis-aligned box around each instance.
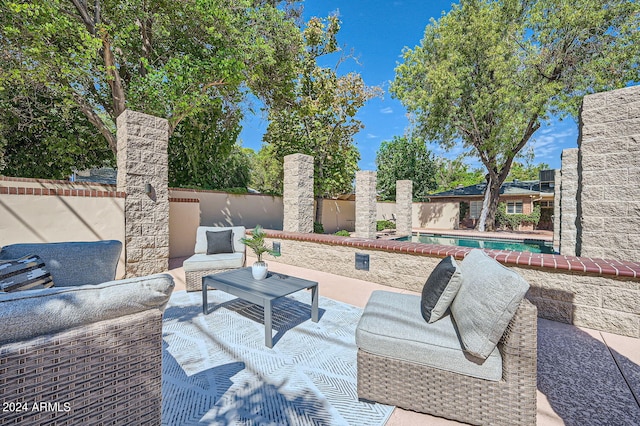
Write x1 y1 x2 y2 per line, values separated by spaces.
161 289 394 425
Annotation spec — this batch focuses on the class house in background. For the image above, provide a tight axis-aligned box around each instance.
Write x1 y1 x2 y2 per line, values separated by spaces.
428 170 555 230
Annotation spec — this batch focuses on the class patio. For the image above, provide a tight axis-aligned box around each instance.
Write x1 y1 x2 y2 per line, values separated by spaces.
167 255 640 425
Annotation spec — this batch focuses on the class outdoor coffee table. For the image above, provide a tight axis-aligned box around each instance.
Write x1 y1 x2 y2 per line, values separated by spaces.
202 267 319 348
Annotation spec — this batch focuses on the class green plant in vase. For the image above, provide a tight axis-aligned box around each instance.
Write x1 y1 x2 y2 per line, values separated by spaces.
241 225 280 279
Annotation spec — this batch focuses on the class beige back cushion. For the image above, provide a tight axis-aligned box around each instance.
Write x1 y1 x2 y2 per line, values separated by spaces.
194 226 246 254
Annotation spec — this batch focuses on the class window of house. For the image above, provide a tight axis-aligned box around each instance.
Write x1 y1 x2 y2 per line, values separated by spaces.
469 200 482 219
506 200 523 214
540 200 554 208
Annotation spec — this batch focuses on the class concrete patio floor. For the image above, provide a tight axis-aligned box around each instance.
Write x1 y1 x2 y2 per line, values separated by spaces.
167 256 640 425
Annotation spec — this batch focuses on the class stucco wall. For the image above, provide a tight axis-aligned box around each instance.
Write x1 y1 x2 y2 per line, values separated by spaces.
168 188 460 234
170 189 284 230
0 178 126 279
377 201 459 229
320 199 356 233
168 198 200 258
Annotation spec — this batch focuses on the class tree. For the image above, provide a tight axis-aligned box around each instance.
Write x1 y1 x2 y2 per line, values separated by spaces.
434 158 484 193
375 135 438 201
248 144 283 195
506 161 550 182
392 0 639 231
263 15 382 223
0 0 302 175
0 81 114 179
168 106 244 189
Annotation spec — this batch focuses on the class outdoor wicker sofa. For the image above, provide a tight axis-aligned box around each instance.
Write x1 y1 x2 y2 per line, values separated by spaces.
356 249 537 425
0 241 174 425
183 226 246 291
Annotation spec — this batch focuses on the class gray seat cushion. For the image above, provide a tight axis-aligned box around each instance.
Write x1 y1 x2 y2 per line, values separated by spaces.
0 273 174 345
356 290 502 381
0 241 122 287
451 249 530 359
183 252 245 272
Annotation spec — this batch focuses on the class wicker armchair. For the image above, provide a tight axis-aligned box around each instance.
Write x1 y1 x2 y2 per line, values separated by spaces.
184 226 246 292
357 298 537 426
0 241 174 425
0 309 164 425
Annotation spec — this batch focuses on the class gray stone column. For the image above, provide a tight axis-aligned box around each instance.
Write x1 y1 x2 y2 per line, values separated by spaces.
552 169 561 253
559 148 579 256
283 153 314 233
355 171 377 239
396 180 413 236
578 85 640 260
116 110 169 277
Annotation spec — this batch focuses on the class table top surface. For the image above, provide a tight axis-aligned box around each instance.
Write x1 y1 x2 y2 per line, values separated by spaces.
203 267 318 300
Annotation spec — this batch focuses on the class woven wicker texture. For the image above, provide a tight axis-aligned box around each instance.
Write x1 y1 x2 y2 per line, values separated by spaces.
357 298 537 426
185 268 235 292
0 310 163 425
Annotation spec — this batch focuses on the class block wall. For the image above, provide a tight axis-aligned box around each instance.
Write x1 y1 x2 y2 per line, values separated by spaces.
355 171 377 239
282 154 314 233
395 180 413 236
116 110 169 277
578 85 640 260
560 149 579 256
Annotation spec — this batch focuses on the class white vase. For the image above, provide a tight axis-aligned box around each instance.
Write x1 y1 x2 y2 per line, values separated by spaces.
251 261 268 280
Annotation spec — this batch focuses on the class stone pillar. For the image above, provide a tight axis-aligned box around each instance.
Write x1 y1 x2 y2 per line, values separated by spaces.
552 169 561 253
283 153 314 233
355 171 377 239
559 148 579 256
396 180 413 236
116 110 169 277
578 85 640 260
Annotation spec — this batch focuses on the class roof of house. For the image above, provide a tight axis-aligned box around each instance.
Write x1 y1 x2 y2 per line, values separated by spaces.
429 179 554 198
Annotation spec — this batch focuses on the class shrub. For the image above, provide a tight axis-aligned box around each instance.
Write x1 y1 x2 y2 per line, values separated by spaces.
459 201 469 221
376 220 396 231
496 204 541 230
313 222 325 234
334 230 350 237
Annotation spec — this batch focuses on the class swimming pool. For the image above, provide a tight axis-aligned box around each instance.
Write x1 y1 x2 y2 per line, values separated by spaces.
395 233 556 254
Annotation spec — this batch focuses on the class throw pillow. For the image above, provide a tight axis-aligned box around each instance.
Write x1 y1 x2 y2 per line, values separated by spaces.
0 255 54 292
451 249 530 360
420 256 463 323
206 229 234 255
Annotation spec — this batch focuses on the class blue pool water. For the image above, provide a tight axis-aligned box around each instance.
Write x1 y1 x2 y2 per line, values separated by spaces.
396 234 556 254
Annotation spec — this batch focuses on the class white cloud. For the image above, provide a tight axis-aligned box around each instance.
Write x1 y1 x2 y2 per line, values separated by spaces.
380 107 393 114
529 128 577 163
366 133 378 139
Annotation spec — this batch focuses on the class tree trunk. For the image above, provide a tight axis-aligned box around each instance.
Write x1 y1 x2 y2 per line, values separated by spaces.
476 176 502 232
315 195 323 228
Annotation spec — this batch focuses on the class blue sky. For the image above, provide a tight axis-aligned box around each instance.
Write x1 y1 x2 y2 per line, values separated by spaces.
238 0 579 171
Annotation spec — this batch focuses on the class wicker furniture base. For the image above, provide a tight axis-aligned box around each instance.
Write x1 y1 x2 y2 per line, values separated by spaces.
357 299 537 426
186 268 236 292
0 309 163 426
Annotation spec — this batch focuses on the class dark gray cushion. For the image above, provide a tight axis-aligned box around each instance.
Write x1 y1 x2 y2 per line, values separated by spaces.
206 230 233 255
421 256 462 323
0 273 174 345
451 249 530 360
0 255 54 292
0 241 122 287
